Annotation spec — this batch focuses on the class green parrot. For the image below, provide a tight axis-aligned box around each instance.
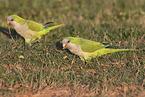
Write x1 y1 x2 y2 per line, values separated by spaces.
62 37 135 63
7 15 64 46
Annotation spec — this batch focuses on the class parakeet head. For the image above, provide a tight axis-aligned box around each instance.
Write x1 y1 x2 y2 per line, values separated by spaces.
62 38 70 49
62 37 78 50
7 15 26 26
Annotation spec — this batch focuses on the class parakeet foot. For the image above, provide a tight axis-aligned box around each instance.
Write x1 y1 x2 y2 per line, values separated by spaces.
32 39 43 43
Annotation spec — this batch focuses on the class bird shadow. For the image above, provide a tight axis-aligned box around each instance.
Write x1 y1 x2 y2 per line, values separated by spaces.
0 26 25 42
55 41 63 50
55 40 74 55
0 26 18 37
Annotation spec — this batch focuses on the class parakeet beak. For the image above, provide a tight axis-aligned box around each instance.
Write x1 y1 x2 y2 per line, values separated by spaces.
7 21 11 25
62 44 67 49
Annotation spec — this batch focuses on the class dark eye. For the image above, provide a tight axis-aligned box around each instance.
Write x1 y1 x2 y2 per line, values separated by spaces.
11 19 14 21
68 40 70 43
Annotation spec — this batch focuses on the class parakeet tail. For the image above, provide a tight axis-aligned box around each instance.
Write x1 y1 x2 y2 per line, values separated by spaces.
39 24 64 36
92 48 135 57
48 24 64 31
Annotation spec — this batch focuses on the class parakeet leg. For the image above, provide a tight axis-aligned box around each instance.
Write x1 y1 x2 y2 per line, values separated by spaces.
32 39 43 43
80 57 88 65
25 38 31 48
80 57 85 62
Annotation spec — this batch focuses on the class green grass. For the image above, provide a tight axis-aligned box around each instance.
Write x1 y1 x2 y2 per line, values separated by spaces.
0 0 145 96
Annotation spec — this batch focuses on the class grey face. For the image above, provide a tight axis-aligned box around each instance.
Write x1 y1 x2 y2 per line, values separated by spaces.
7 16 14 25
62 38 70 44
62 38 70 49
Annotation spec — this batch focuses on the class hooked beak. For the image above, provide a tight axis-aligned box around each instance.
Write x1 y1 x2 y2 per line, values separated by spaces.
62 44 67 49
7 21 11 25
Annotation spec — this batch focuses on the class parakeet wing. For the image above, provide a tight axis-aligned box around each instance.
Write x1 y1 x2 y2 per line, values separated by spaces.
69 37 106 53
80 39 106 52
27 20 44 32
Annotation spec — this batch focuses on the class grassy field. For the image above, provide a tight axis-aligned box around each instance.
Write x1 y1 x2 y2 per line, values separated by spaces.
0 0 145 96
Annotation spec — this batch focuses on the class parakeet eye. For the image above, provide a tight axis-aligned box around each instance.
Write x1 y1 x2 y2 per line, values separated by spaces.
68 40 70 43
10 19 14 21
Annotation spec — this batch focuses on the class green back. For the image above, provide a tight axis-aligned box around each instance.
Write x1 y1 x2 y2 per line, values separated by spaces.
12 15 26 25
68 37 105 52
27 20 44 31
13 15 44 32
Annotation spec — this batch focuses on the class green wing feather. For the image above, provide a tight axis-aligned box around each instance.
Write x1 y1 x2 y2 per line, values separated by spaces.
12 15 44 32
69 37 105 52
27 20 44 32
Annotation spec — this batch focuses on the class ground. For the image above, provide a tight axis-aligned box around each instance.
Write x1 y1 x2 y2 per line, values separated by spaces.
0 0 145 96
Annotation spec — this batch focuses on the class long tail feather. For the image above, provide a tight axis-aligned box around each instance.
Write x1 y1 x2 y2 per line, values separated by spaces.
92 48 135 57
48 24 64 31
39 24 64 36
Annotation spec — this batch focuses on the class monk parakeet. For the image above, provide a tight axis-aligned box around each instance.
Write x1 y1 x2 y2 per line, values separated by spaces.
7 15 64 46
62 37 135 63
